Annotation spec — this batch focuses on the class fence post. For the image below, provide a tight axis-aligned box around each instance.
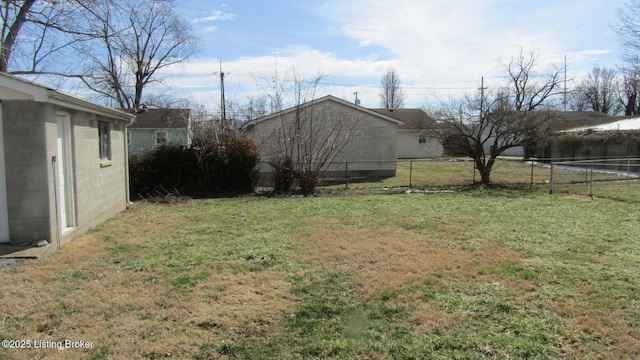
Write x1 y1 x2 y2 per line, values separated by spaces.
549 161 554 194
345 161 349 189
589 165 594 198
409 160 413 188
473 161 476 183
627 158 631 186
529 160 534 190
584 167 588 184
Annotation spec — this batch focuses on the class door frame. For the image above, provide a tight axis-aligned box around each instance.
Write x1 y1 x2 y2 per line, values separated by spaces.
55 112 76 231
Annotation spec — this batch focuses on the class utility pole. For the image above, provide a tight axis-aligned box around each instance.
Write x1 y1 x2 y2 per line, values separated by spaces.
219 61 226 124
563 55 567 112
478 76 487 119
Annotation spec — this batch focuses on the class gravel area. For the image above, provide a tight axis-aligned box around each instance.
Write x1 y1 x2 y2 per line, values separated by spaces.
0 258 30 272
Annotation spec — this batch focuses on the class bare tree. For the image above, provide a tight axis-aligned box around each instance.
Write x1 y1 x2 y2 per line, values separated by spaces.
617 56 640 115
1 0 199 109
219 95 270 130
616 1 640 61
72 0 199 108
379 66 404 109
439 49 561 184
0 0 37 72
504 49 562 112
568 86 590 112
240 95 269 122
614 1 640 115
0 0 89 75
572 66 621 114
249 68 361 193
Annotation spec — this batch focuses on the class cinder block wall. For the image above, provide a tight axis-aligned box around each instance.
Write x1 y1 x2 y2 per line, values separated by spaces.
64 113 127 244
3 100 128 245
3 101 53 244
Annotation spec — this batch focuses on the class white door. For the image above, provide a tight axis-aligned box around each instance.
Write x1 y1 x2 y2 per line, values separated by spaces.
0 105 9 243
56 113 75 231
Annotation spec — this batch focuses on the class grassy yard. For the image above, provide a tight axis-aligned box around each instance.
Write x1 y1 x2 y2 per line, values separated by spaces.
2 178 640 358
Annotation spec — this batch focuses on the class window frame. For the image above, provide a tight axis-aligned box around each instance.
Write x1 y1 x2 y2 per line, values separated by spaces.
154 130 168 147
98 121 111 161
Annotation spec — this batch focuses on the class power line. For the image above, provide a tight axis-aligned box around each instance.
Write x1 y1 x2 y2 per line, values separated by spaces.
318 81 477 91
225 72 478 91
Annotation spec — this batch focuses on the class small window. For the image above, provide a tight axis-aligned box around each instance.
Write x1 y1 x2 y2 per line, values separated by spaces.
98 122 111 160
418 133 427 144
155 131 167 146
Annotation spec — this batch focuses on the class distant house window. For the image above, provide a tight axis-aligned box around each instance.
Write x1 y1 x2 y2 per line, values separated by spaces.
418 133 427 144
98 122 111 160
155 131 167 147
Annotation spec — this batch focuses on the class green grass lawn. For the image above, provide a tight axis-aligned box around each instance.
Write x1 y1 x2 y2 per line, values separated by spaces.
2 175 640 358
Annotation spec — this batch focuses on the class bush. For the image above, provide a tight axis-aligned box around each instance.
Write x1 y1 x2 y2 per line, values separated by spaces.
129 144 200 198
129 135 260 199
193 135 260 194
272 157 296 193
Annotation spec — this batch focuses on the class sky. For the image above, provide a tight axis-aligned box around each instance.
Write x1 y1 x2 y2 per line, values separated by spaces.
157 0 626 112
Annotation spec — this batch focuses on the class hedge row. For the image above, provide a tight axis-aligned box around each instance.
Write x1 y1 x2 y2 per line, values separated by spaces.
129 136 259 198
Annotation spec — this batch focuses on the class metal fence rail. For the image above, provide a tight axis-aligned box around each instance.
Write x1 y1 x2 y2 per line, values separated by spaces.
547 157 640 199
254 157 640 202
256 158 549 190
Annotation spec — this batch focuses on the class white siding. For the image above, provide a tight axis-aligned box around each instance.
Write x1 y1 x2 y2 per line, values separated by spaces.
397 130 443 158
128 128 190 156
247 98 398 177
483 135 525 157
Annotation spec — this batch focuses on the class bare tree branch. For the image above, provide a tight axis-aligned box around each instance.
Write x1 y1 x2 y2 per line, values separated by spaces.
73 0 199 108
379 66 405 109
438 49 559 184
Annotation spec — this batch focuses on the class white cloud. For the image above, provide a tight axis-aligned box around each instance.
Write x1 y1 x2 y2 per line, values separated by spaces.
199 26 218 33
160 0 625 108
319 0 622 91
156 47 399 108
192 10 237 23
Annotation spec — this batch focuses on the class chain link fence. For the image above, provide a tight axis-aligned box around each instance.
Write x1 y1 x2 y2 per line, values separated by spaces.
255 157 640 201
256 158 551 192
546 157 640 202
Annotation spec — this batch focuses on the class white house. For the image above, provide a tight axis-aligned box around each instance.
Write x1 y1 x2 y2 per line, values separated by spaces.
241 95 404 183
371 108 443 158
126 108 191 156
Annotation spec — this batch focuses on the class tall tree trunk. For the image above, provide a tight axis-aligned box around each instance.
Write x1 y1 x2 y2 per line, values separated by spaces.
625 93 637 116
0 0 37 72
475 157 495 184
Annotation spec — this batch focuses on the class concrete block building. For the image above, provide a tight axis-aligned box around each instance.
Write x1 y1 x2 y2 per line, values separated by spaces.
0 73 135 247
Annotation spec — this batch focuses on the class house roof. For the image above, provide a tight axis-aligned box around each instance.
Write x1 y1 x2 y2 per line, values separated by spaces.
0 72 135 122
369 108 440 130
549 111 623 132
561 116 640 132
124 108 191 129
241 95 404 129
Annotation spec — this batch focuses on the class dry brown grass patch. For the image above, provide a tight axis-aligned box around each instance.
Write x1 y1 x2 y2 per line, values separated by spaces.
297 220 530 298
1 225 293 359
